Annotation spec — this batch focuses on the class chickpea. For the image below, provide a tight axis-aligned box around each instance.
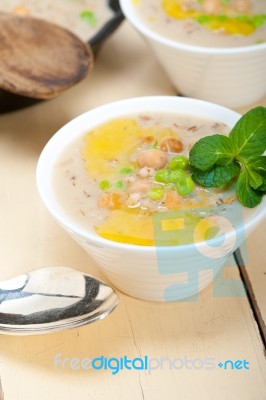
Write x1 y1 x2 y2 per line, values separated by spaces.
136 149 167 169
182 0 198 11
232 0 250 13
124 175 136 184
202 0 222 14
160 138 183 153
127 192 141 207
127 180 151 194
137 167 156 178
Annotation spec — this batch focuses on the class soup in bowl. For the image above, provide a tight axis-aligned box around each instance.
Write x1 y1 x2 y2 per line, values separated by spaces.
36 97 266 301
0 0 115 41
120 0 266 108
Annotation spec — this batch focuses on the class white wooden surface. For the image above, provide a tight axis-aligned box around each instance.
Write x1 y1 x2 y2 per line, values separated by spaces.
0 21 265 400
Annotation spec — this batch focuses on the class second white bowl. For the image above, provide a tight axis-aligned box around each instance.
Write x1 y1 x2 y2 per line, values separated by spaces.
120 0 266 109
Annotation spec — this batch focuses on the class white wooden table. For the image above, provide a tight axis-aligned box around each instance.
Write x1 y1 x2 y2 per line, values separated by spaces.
0 20 265 400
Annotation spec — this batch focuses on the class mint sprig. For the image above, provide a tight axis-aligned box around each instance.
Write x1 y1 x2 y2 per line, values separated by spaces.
189 107 266 208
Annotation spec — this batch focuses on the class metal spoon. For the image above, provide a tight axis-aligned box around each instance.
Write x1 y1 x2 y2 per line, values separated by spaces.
0 12 93 100
0 266 118 335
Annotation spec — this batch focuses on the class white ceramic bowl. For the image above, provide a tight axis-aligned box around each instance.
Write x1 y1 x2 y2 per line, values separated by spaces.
36 96 266 301
120 0 266 109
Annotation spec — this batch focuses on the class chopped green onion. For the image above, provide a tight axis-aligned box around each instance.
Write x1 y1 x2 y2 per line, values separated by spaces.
80 10 97 27
119 167 134 174
154 169 170 183
149 140 159 149
169 169 186 183
115 180 124 190
197 15 212 25
147 187 164 201
251 14 266 28
168 155 189 170
216 15 229 22
165 183 175 190
99 180 111 190
176 176 194 196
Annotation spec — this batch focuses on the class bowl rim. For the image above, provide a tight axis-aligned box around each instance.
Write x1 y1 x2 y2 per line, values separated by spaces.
119 0 266 55
36 95 266 253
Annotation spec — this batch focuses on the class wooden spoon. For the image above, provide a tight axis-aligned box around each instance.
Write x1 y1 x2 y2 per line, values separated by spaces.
0 12 93 99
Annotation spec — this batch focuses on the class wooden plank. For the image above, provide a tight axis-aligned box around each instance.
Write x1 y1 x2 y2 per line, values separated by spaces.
0 377 4 400
236 221 266 347
0 263 266 400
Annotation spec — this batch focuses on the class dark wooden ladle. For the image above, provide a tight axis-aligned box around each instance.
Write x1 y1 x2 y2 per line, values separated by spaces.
0 12 93 100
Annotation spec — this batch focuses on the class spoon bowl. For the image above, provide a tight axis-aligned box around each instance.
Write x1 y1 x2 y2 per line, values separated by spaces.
0 12 93 100
0 0 124 113
0 266 118 335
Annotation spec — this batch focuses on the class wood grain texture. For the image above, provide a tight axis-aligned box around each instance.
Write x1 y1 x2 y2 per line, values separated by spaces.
240 222 266 345
0 12 93 99
0 378 4 400
0 21 265 400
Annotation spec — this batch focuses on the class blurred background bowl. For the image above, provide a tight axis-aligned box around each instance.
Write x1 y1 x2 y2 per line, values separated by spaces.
120 0 266 109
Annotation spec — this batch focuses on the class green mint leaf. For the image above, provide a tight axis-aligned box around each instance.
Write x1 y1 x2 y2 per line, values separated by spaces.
248 171 263 189
254 170 266 192
248 157 266 190
258 175 266 192
192 162 240 188
229 107 266 161
245 165 263 189
249 156 266 173
189 134 234 171
236 170 263 208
